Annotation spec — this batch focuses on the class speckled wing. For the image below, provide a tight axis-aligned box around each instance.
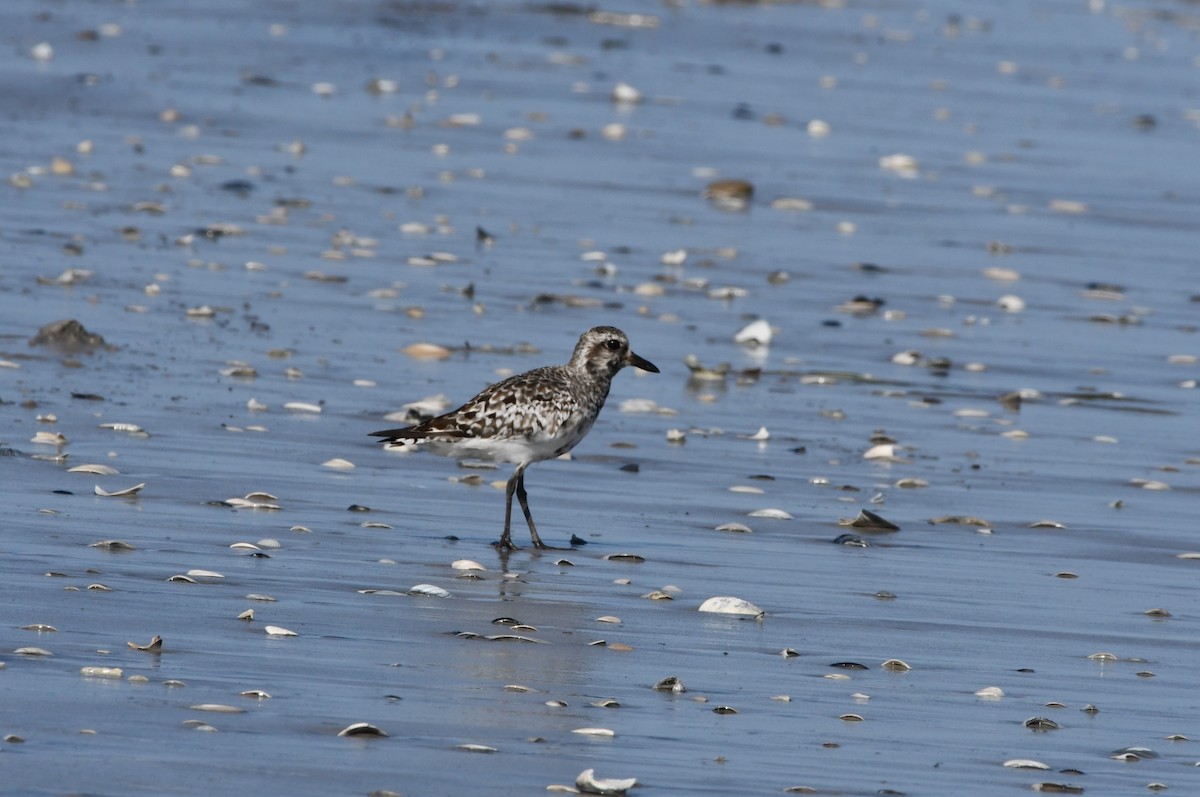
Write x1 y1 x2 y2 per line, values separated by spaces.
370 365 584 446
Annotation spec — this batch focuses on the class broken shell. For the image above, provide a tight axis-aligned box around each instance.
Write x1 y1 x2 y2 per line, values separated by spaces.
576 768 638 795
337 722 388 737
698 596 764 616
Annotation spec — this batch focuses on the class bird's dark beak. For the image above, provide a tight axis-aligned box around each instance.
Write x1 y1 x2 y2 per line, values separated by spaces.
627 350 659 373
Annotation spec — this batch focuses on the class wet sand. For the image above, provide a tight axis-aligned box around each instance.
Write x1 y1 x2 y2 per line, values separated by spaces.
2 0 1198 794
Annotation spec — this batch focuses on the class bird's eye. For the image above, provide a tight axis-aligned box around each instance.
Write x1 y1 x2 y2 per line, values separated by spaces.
605 339 622 351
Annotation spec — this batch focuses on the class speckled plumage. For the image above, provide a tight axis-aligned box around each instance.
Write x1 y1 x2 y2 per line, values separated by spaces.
371 327 659 549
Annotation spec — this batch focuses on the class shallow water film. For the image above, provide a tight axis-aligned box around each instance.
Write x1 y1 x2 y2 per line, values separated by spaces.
1 0 1198 795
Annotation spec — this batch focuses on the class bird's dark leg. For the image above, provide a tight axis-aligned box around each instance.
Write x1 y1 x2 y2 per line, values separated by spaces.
514 465 546 548
499 467 521 550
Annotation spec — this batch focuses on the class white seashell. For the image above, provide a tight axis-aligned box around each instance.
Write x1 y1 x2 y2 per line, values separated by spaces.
284 401 322 413
189 704 245 713
186 305 216 318
748 508 792 519
661 248 687 265
733 319 772 346
451 559 486 571
456 743 497 753
617 398 658 413
611 82 643 103
698 596 764 616
0 360 22 369
975 686 1005 699
408 584 452 598
16 647 54 656
98 422 144 433
572 727 615 737
30 42 54 61
715 523 752 533
322 458 355 471
264 625 298 637
997 294 1026 312
69 464 120 475
729 485 763 494
230 542 260 550
247 398 268 411
596 616 621 624
879 153 919 174
576 768 638 795
186 569 224 579
1004 759 1050 770
863 443 898 460
94 482 145 497
80 666 123 679
30 431 67 445
742 426 770 441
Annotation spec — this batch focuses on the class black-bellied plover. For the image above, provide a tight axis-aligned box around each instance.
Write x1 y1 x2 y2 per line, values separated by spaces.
371 326 659 549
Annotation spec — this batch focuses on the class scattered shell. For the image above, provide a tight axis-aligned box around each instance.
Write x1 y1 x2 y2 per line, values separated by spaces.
748 508 792 520
20 624 57 633
69 464 120 476
733 319 772 346
456 743 497 753
190 704 245 714
1004 759 1051 770
283 401 322 414
572 727 615 737
715 522 753 533
840 713 864 722
611 82 643 103
128 635 163 652
264 625 298 637
698 596 764 617
322 458 355 471
575 768 638 795
186 569 224 579
94 482 145 497
408 584 452 598
403 342 452 360
843 510 900 531
89 539 135 551
713 706 738 715
80 666 123 679
30 431 68 446
1024 716 1061 731
652 675 686 693
1029 519 1066 529
881 659 911 671
337 722 388 738
241 690 271 699
451 559 486 571
596 616 621 624
975 686 1005 699
16 647 54 656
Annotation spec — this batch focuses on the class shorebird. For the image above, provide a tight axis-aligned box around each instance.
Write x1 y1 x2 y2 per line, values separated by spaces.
371 326 659 549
